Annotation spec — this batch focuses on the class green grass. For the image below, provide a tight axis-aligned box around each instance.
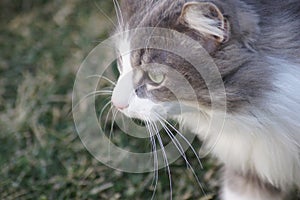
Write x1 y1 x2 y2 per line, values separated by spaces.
0 1 220 199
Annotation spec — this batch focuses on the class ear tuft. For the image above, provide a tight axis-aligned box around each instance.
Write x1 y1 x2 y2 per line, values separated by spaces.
179 2 230 43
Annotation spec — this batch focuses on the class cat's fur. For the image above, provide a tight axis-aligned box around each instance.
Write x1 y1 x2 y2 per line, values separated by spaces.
111 0 300 199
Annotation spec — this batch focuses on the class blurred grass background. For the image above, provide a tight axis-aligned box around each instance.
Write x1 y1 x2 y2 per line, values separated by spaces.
0 1 220 199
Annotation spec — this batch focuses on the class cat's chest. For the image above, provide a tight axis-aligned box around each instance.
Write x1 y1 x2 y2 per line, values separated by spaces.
178 111 300 188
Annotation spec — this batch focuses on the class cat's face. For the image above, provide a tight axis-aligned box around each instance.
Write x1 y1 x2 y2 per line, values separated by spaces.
111 0 267 120
111 49 169 121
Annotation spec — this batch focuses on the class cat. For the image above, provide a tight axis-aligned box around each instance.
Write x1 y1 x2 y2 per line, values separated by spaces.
110 0 300 199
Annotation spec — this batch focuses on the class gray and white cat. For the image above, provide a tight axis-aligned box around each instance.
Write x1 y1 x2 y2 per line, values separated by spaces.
110 0 300 199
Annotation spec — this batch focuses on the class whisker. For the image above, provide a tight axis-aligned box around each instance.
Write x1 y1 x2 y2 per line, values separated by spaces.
107 108 119 160
151 121 173 200
157 119 187 163
145 119 159 200
109 108 119 139
113 0 124 29
93 0 117 28
120 113 126 130
158 118 207 196
156 114 203 169
104 105 114 131
98 100 112 126
154 113 207 196
71 90 112 116
87 75 116 86
93 90 113 95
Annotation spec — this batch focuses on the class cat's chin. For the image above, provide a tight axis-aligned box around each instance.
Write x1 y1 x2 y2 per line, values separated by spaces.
118 108 161 122
114 94 168 122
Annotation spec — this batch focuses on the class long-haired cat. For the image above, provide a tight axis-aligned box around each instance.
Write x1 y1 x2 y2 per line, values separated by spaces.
110 0 300 199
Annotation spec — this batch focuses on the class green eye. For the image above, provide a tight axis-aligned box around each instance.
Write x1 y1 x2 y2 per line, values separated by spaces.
148 72 165 84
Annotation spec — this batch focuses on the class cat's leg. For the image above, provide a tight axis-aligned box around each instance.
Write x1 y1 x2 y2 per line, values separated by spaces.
221 167 286 200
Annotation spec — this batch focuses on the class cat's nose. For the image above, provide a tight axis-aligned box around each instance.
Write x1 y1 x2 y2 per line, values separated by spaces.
111 71 134 110
112 101 129 110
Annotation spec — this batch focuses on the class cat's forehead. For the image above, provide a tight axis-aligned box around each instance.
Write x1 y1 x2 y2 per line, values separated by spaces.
126 0 184 29
129 49 167 71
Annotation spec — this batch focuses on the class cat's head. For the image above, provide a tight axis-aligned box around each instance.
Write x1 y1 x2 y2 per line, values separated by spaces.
111 0 265 121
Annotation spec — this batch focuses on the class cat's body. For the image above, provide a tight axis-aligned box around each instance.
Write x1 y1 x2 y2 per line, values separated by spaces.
111 0 300 199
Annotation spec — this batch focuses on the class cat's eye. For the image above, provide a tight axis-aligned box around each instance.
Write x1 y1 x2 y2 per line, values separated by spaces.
147 71 165 84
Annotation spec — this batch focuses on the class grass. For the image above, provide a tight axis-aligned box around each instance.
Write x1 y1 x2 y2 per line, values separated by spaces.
0 0 223 199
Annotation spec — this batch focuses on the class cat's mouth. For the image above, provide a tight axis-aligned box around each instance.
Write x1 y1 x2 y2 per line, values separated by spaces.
112 91 167 122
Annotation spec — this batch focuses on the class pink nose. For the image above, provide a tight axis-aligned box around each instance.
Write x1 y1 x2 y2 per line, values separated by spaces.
112 100 129 110
111 70 134 111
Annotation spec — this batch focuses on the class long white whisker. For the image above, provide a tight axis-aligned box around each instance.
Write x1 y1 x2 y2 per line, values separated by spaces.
109 108 119 138
120 113 126 130
107 108 119 160
93 0 117 28
87 75 116 86
154 114 207 196
158 119 187 163
157 117 185 153
98 100 112 123
104 105 114 131
151 122 173 200
113 0 124 29
156 114 203 169
72 90 112 112
145 119 159 200
158 118 207 196
93 90 113 95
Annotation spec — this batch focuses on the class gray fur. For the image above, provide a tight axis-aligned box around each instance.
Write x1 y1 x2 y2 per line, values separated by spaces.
118 0 300 112
222 167 287 199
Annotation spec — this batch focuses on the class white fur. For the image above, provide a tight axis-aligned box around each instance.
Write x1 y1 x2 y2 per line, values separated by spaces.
222 184 283 200
121 93 162 120
112 33 134 108
223 188 252 200
116 31 132 74
223 187 253 200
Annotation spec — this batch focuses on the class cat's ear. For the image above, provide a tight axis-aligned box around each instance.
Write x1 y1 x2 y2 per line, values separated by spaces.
179 2 230 43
